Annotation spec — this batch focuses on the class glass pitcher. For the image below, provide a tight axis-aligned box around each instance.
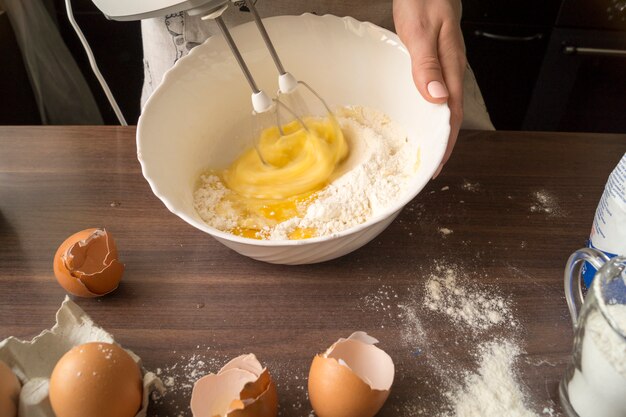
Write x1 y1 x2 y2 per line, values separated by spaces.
560 248 626 417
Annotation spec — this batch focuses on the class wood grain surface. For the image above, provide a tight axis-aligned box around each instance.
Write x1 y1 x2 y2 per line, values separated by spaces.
1 126 625 416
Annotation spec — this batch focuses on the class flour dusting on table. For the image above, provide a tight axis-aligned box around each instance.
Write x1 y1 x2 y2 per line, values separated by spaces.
444 340 538 417
360 260 545 417
530 190 565 216
151 349 227 417
423 263 515 331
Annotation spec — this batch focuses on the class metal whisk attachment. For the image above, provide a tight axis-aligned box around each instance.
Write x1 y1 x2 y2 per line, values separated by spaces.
203 1 340 166
245 0 340 139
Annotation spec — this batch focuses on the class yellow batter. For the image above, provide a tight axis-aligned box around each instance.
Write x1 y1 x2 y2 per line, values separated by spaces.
217 115 348 239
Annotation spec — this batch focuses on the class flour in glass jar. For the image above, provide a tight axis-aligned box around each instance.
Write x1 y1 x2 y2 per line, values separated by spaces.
193 106 417 240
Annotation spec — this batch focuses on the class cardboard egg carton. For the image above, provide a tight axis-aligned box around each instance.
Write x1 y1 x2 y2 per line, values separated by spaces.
0 296 164 417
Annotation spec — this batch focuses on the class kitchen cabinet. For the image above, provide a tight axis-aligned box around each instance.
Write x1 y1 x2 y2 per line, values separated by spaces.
464 0 626 132
462 22 550 130
525 29 626 133
461 0 562 130
525 0 626 133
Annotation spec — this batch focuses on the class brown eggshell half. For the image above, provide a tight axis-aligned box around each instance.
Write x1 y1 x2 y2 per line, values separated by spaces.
220 354 269 401
49 342 143 417
53 228 124 297
220 354 264 378
229 373 278 417
191 354 278 417
0 361 21 417
191 368 258 417
239 369 271 401
308 332 394 417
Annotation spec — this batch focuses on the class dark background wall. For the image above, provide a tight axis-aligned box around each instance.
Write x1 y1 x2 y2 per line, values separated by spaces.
54 0 143 124
0 0 143 125
52 0 144 124
2 0 625 131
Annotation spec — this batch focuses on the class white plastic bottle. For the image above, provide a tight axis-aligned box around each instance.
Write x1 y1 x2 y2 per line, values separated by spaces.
582 153 626 287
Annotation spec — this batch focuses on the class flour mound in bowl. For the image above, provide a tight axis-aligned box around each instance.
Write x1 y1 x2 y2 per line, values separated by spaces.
193 106 416 240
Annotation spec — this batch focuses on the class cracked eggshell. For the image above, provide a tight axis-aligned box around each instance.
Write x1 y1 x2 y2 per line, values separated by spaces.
49 342 143 417
0 360 21 417
191 354 278 417
53 228 124 298
308 332 394 417
0 296 164 417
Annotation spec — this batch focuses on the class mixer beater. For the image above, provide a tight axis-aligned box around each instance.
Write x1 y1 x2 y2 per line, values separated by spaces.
203 0 342 166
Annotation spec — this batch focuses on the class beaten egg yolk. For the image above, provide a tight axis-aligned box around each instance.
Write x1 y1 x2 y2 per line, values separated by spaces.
218 116 348 240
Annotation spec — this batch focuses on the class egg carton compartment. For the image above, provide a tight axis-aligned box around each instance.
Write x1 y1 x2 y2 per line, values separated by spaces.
0 296 164 417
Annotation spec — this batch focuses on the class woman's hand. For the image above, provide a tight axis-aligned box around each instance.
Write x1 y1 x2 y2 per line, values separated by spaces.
393 0 465 178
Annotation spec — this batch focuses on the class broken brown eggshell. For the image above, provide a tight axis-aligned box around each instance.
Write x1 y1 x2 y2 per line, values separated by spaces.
308 331 395 417
190 354 278 417
53 228 124 298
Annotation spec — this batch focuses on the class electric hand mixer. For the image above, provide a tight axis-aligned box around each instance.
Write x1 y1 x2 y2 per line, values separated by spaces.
90 0 340 166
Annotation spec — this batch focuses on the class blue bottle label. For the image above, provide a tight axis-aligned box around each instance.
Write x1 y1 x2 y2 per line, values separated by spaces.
582 240 619 288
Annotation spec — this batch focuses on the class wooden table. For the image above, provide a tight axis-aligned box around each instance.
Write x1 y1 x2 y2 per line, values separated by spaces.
1 127 625 416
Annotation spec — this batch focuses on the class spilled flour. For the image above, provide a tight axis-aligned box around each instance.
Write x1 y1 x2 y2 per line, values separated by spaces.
385 261 544 417
462 180 480 192
530 190 563 216
424 263 515 331
193 106 416 240
439 228 454 236
444 340 537 417
150 349 227 417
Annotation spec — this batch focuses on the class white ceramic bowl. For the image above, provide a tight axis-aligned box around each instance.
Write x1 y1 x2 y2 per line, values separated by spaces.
137 14 450 265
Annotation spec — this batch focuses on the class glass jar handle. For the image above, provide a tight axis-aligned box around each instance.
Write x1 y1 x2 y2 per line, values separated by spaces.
564 248 609 329
564 248 610 328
